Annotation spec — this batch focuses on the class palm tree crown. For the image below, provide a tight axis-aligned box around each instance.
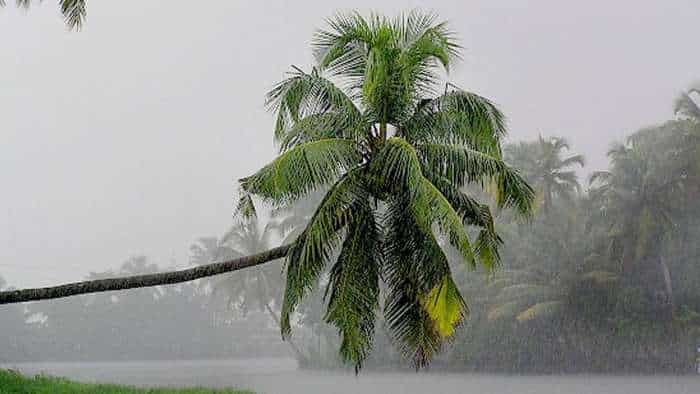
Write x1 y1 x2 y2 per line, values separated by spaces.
588 129 681 277
236 11 534 370
506 136 584 214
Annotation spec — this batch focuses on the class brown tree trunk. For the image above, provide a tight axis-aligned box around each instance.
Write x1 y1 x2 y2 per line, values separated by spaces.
0 245 290 305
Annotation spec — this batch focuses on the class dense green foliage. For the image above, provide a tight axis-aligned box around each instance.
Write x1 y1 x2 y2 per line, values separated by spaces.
235 11 534 370
0 369 251 394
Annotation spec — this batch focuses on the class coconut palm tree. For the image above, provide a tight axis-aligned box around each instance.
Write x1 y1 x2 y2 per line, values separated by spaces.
588 130 682 315
191 218 310 361
208 220 283 318
505 136 584 215
234 11 534 369
1 0 86 29
0 11 533 370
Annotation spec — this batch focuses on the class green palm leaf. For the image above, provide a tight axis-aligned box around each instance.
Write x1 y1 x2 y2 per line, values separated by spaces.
404 90 505 155
239 138 361 206
372 137 475 266
280 169 369 336
3 0 86 29
323 204 380 371
416 142 534 215
277 112 365 152
267 67 362 141
421 275 467 337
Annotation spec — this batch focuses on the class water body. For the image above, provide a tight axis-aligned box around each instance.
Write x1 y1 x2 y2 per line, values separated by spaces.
2 359 699 394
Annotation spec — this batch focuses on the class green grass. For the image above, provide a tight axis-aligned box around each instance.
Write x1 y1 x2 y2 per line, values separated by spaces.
0 369 253 394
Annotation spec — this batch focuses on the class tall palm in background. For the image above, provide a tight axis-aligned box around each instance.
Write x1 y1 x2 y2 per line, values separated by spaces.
210 220 283 318
191 219 309 360
190 221 281 324
236 11 534 369
588 129 683 314
506 136 584 215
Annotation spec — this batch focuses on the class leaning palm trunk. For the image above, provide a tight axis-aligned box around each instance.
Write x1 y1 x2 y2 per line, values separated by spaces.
0 245 289 304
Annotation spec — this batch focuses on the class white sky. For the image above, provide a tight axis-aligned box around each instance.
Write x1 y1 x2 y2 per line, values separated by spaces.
1 0 699 287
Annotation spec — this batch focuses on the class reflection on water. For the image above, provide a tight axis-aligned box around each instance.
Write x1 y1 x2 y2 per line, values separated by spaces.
2 359 699 394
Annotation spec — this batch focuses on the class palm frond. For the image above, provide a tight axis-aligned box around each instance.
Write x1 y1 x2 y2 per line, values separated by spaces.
415 178 476 267
233 192 257 219
398 12 460 65
323 204 380 371
383 198 453 368
239 138 361 206
395 15 460 99
277 112 366 152
267 67 361 141
313 12 372 94
280 168 369 337
60 0 85 30
426 174 502 269
380 150 478 366
313 12 372 71
371 138 476 266
404 90 506 155
415 142 534 215
2 0 86 30
420 275 467 337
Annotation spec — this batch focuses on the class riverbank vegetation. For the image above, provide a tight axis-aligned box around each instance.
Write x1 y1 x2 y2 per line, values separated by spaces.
0 369 251 394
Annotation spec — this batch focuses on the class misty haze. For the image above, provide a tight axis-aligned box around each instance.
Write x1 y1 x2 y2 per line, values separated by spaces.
1 1 700 393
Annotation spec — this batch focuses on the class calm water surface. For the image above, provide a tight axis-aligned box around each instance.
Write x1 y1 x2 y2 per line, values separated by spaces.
2 359 699 394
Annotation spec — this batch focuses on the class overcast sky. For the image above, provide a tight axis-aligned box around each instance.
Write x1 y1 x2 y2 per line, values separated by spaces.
1 0 698 288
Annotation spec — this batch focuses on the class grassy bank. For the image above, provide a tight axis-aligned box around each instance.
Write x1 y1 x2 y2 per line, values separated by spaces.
0 369 252 394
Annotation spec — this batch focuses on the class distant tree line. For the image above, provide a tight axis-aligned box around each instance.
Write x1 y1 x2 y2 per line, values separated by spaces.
0 256 289 363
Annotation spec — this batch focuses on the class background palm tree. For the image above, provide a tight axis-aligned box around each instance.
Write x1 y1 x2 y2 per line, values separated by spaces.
505 136 584 215
235 11 534 369
588 129 684 316
192 218 308 361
